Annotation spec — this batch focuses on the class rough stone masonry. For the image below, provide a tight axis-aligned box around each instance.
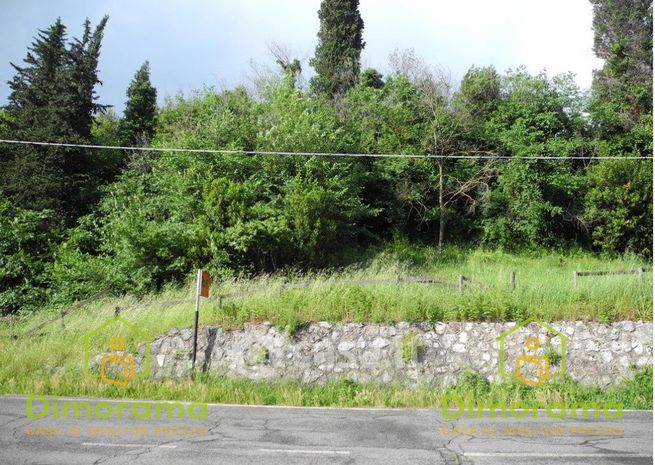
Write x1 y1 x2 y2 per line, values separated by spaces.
141 321 652 387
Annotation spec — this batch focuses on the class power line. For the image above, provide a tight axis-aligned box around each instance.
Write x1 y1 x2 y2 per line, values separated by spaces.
0 139 652 160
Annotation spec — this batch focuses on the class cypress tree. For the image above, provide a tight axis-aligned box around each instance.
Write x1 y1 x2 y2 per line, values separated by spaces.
119 61 158 145
309 0 365 98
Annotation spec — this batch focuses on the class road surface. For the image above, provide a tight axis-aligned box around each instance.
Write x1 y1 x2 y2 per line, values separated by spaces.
0 395 651 464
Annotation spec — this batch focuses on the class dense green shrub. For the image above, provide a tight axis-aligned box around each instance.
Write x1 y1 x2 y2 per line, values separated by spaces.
482 71 588 249
0 198 61 314
585 158 653 257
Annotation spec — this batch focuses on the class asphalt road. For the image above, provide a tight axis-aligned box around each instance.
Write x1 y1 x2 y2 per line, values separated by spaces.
0 395 651 464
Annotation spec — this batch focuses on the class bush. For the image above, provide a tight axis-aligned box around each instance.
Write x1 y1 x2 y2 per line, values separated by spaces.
50 215 113 304
0 198 62 314
584 158 653 257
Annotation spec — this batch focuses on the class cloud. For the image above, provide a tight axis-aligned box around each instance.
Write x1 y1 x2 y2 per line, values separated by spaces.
0 0 602 110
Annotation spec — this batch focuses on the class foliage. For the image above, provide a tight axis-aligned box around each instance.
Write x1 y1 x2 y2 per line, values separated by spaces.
0 198 61 314
119 61 158 145
89 109 125 182
359 68 384 89
251 346 270 365
584 158 653 256
0 17 109 220
455 66 501 144
482 71 588 249
49 212 113 306
584 0 653 257
88 87 379 292
589 0 652 137
95 166 200 295
310 0 365 98
590 0 652 131
0 7 651 313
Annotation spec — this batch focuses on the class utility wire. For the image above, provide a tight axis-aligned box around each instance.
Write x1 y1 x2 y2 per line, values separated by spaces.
0 139 652 160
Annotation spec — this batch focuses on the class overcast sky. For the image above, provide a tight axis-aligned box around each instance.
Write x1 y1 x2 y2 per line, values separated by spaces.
1 0 603 111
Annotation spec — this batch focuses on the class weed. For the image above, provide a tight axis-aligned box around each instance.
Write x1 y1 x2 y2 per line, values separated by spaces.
545 347 561 366
400 330 424 362
251 346 269 365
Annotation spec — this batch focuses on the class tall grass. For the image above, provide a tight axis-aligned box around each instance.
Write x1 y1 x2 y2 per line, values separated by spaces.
0 246 650 405
1 246 651 340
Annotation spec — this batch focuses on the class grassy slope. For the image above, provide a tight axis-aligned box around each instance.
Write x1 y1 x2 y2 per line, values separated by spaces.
0 246 652 406
2 370 653 410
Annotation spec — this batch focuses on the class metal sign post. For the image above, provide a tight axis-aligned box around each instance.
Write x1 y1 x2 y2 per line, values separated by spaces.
191 269 210 371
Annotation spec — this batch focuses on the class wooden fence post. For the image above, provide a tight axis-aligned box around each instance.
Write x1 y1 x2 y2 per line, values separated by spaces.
573 270 578 288
510 271 516 291
458 275 464 293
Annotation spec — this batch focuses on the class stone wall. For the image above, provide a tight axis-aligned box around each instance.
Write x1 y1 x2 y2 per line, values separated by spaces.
143 320 652 387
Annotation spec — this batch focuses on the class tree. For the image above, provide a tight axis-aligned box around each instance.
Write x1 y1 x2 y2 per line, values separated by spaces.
67 17 109 139
590 0 652 132
90 109 125 181
0 17 109 219
422 86 465 250
119 61 158 145
1 19 71 213
584 159 652 256
342 72 427 239
359 68 384 89
423 95 495 250
588 0 652 160
584 0 653 256
482 71 588 249
386 51 495 249
269 42 303 90
309 0 365 98
455 66 501 146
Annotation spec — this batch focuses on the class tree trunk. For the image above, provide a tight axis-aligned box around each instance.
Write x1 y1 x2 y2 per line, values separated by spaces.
438 159 445 250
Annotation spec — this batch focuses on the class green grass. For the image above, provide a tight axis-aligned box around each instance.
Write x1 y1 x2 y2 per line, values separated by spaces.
2 368 651 410
0 245 651 406
7 246 651 340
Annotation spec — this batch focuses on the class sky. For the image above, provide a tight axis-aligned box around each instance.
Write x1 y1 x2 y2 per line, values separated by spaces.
0 0 603 111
